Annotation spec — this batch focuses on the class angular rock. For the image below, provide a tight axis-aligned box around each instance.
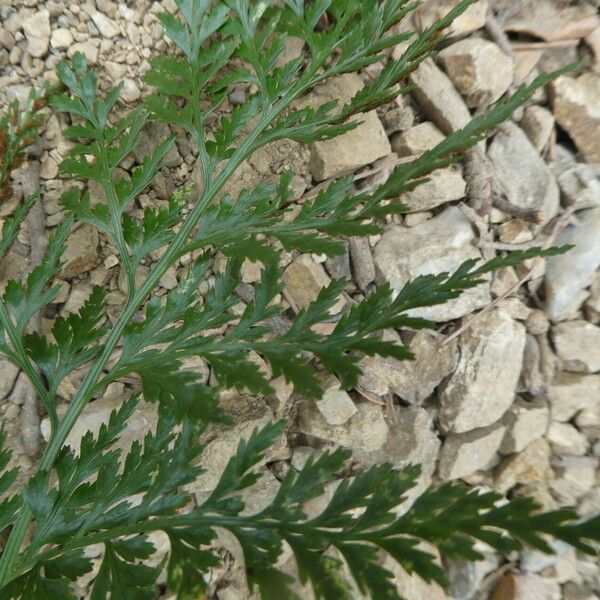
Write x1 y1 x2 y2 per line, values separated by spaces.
0 358 19 400
358 329 458 404
438 423 505 480
551 457 598 505
550 73 600 164
391 122 444 156
488 122 559 226
414 0 488 38
548 372 600 422
575 402 600 441
388 559 448 600
549 145 600 210
314 376 357 426
282 254 345 313
381 406 441 480
92 12 119 38
189 414 288 495
491 573 560 600
444 552 499 600
438 39 514 108
521 105 555 153
552 320 600 373
504 0 599 41
500 399 549 454
67 41 99 65
547 422 588 457
348 237 375 291
400 168 466 212
133 122 181 168
298 400 389 454
22 11 50 58
61 225 99 279
41 394 158 455
50 28 73 51
409 59 472 134
375 206 490 322
300 74 390 181
545 208 600 321
494 438 553 493
439 309 526 433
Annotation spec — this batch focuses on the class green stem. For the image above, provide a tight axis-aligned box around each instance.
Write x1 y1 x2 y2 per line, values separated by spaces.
0 302 56 428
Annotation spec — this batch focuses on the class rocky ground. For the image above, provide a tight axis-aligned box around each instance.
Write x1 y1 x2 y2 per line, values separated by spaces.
1 0 600 598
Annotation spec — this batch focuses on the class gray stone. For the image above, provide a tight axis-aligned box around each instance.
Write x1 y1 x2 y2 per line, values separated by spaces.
547 422 588 456
23 11 51 58
553 320 600 373
0 359 19 400
133 122 182 167
400 168 466 212
315 376 357 426
439 309 526 433
549 145 600 210
409 59 472 134
282 254 345 314
500 399 549 454
189 414 288 494
444 551 498 600
391 122 444 156
61 225 99 279
521 105 555 153
438 423 505 480
375 206 490 322
548 372 600 422
550 73 600 164
414 0 489 38
438 39 514 108
348 237 375 291
50 28 73 50
495 438 553 493
299 74 391 181
545 208 600 321
91 12 119 38
41 393 158 455
298 400 389 454
551 457 598 505
488 122 560 226
358 329 458 404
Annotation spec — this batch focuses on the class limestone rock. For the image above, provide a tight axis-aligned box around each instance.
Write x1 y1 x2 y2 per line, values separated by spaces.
41 394 158 455
358 329 458 404
190 415 288 495
348 237 375 291
0 358 19 400
414 0 488 38
381 406 441 481
545 208 600 321
438 423 505 480
67 41 99 65
549 145 600 210
553 320 600 373
50 28 73 51
550 73 600 164
548 372 600 422
521 105 555 153
438 39 514 108
391 122 444 156
400 168 466 212
500 399 549 454
300 74 391 181
314 376 357 426
92 12 119 38
389 559 448 600
22 11 51 58
444 552 499 600
61 225 99 279
547 422 588 457
551 457 598 505
488 122 560 226
439 309 526 433
133 122 181 168
495 438 553 493
503 0 599 41
491 573 560 600
374 206 490 322
409 59 472 134
298 400 389 454
282 254 344 313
